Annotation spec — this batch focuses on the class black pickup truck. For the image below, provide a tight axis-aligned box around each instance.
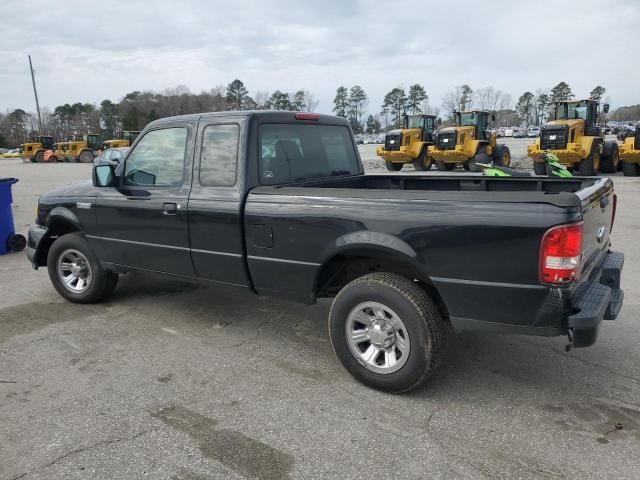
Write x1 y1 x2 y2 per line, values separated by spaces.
27 111 624 393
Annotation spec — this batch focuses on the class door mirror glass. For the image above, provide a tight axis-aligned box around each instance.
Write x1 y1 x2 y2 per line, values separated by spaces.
93 164 116 187
603 103 610 114
491 114 496 122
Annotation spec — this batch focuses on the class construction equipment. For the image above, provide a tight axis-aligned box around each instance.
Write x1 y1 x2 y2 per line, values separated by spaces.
527 100 618 175
65 134 102 163
47 142 69 162
620 125 640 176
376 114 437 171
19 136 54 162
427 111 510 172
102 131 140 151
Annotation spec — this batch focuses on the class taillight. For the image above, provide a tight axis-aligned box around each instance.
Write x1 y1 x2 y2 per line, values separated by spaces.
539 222 583 284
295 113 320 121
610 193 617 233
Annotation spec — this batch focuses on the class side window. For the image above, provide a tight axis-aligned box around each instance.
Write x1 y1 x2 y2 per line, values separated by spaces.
199 124 239 186
124 127 187 186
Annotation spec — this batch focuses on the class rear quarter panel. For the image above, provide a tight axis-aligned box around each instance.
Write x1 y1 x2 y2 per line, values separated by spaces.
244 188 580 327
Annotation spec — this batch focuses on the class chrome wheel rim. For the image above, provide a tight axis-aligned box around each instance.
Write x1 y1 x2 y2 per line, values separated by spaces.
57 249 92 293
345 301 410 374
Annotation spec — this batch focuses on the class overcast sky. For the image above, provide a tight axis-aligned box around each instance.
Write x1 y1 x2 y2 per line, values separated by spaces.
1 0 638 116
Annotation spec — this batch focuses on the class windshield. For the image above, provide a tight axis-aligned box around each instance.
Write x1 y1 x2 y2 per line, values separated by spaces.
556 102 588 120
407 116 423 129
259 124 360 184
458 113 477 126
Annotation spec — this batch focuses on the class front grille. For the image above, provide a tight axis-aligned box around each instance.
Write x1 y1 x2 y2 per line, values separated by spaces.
384 134 401 151
436 131 456 150
540 126 568 150
635 126 640 149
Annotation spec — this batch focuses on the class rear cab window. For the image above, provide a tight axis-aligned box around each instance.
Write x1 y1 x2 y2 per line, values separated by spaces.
259 124 359 184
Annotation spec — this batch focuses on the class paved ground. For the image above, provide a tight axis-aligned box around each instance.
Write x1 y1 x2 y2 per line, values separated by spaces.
1 156 639 480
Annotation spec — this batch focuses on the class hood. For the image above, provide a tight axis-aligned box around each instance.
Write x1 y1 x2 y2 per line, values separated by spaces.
546 119 584 128
42 179 95 199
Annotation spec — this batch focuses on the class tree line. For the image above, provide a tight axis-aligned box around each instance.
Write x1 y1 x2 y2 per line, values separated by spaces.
0 79 318 148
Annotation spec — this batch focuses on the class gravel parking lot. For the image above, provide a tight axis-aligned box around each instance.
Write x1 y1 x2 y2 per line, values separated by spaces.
1 156 639 479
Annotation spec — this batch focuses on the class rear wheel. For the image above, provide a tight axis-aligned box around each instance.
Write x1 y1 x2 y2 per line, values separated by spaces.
328 273 446 393
492 145 511 167
412 150 433 171
47 233 118 303
533 160 547 175
79 150 94 163
435 161 455 171
468 151 490 172
578 145 600 176
33 150 44 163
622 161 638 177
385 161 403 172
599 142 619 173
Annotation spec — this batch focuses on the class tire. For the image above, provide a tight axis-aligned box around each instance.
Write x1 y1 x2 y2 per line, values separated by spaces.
79 150 94 164
328 272 446 393
435 161 455 171
578 145 600 176
622 161 638 177
412 150 432 171
7 234 26 252
33 150 44 163
385 161 403 172
533 161 547 175
47 232 118 303
599 142 619 174
468 151 490 172
462 161 471 171
49 155 58 162
492 145 511 167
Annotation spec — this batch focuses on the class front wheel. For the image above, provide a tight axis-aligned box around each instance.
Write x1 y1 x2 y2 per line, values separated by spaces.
33 151 44 163
385 161 403 172
435 161 456 171
328 273 446 393
79 150 94 164
599 142 619 173
622 161 638 177
412 151 432 171
492 145 511 167
47 232 118 303
578 145 600 176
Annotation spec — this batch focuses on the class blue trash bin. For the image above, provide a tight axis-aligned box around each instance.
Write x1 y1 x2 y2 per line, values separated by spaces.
0 178 26 255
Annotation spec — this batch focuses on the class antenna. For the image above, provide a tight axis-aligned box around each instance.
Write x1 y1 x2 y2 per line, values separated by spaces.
28 55 43 134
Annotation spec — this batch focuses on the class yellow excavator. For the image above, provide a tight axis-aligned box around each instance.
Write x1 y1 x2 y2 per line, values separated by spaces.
527 100 618 175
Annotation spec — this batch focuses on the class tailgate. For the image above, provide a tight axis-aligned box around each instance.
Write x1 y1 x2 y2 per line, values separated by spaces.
577 177 615 276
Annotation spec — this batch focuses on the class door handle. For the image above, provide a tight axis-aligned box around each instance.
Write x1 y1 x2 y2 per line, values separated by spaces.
162 202 178 215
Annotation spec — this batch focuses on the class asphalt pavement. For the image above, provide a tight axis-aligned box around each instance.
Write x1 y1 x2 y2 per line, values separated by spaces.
1 155 639 480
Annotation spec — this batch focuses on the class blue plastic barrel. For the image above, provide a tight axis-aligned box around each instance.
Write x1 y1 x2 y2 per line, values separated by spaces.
0 178 19 255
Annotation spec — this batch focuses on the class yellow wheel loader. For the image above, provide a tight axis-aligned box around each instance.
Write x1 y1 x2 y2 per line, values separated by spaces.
19 136 54 162
102 130 140 151
65 134 102 163
48 142 69 162
620 125 640 176
376 114 437 171
427 111 510 172
527 100 618 176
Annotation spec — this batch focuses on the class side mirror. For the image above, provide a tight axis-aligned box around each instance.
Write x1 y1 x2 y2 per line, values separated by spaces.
491 114 496 122
436 118 442 126
603 104 610 114
93 164 116 187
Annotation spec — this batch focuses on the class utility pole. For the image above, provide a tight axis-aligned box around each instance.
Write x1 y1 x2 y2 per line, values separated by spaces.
28 55 43 134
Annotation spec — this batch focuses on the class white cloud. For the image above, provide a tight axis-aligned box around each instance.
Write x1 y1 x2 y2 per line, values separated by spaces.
1 0 638 114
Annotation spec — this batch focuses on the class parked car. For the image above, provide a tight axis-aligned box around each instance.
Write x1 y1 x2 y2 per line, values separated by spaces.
527 126 541 138
503 127 514 137
513 128 527 138
1 148 23 158
92 147 130 166
27 111 624 393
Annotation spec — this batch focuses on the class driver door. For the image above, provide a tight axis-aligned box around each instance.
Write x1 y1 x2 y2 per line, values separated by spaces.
93 122 196 276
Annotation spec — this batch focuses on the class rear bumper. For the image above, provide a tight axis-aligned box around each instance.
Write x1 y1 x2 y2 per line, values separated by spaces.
376 148 413 162
527 144 585 163
619 145 640 163
568 250 624 347
428 147 469 163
